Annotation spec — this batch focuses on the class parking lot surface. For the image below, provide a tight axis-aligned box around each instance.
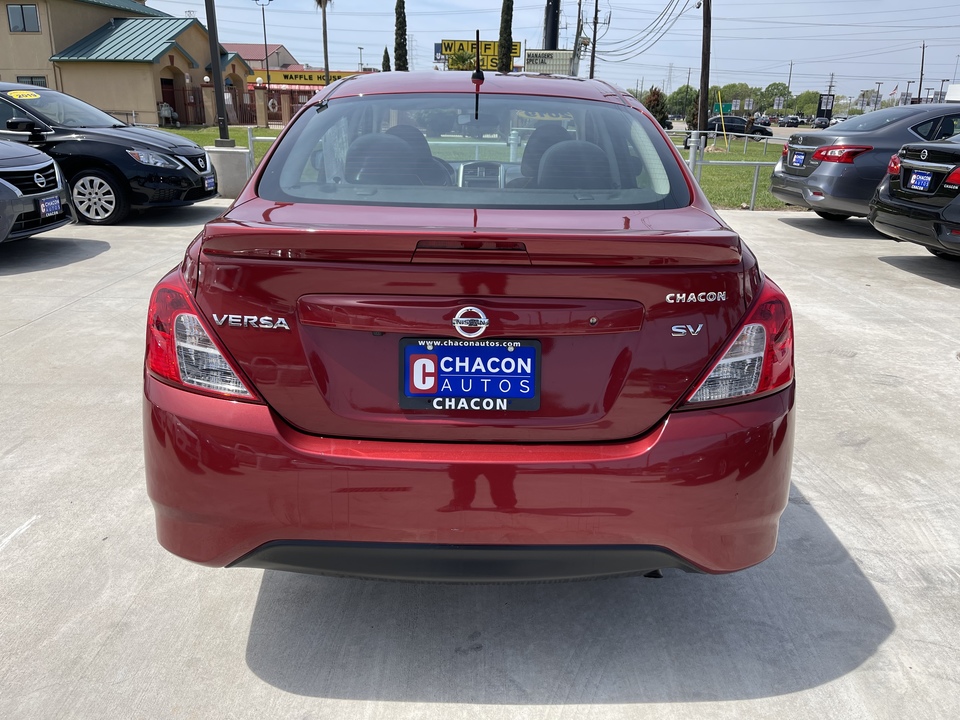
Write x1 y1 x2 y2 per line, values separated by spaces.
1 201 958 719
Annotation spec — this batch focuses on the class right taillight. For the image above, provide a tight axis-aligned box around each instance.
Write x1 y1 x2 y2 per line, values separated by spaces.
781 144 788 157
887 153 901 175
146 272 260 401
683 278 794 407
945 167 960 185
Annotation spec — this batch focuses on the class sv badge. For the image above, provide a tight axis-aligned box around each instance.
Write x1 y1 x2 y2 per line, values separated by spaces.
672 324 703 337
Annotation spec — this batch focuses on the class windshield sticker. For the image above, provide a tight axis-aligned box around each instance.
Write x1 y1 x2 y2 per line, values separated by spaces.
7 90 41 100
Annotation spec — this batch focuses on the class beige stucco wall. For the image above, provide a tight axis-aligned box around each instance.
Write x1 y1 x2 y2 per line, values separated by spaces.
0 0 164 90
57 62 161 124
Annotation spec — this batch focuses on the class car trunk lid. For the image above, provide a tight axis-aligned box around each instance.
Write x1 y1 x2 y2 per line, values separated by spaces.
193 201 751 443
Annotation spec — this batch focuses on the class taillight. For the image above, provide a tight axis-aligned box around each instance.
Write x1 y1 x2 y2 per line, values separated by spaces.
146 273 260 401
887 153 901 175
683 278 794 406
945 167 960 185
812 145 872 163
781 144 788 157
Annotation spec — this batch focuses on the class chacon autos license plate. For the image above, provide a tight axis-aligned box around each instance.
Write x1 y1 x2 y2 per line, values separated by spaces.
908 169 933 192
790 151 805 167
39 196 61 218
204 176 216 191
400 338 540 411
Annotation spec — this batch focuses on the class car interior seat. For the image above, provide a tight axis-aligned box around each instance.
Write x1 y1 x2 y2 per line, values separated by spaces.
506 124 572 188
344 133 422 185
537 141 614 190
384 124 452 185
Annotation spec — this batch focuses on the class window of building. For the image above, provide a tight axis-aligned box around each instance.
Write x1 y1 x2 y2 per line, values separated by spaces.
7 4 40 32
15 75 47 87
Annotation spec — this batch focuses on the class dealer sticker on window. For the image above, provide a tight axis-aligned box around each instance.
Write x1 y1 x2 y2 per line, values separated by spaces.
400 338 540 411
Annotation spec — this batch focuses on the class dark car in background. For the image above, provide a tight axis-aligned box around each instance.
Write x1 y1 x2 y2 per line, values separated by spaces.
0 139 72 243
683 115 772 147
0 83 217 225
812 117 830 129
869 133 960 259
779 116 800 127
770 104 960 221
144 71 795 583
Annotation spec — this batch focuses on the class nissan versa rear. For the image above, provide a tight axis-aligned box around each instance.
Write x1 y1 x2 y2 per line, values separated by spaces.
144 72 795 582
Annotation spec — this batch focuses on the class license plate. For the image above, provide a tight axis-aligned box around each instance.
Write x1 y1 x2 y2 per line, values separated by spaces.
204 175 216 191
400 338 540 412
790 151 805 167
39 196 61 218
908 170 932 192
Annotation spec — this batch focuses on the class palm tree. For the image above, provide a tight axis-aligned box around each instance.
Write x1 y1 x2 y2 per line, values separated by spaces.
314 0 332 84
447 49 475 71
498 0 514 73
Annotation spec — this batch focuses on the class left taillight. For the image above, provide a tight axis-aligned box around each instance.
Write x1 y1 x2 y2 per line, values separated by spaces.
682 278 794 407
812 145 873 163
145 272 260 402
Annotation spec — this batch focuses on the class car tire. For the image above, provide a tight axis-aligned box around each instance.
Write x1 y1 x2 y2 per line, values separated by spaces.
71 169 130 225
926 247 960 261
814 211 852 222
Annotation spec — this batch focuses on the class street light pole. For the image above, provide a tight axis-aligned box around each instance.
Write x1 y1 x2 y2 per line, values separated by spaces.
203 0 233 145
874 81 882 111
697 0 711 133
939 79 950 103
253 0 272 95
358 47 364 72
905 80 914 104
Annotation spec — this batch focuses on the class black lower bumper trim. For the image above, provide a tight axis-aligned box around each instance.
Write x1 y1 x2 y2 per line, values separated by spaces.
229 540 703 582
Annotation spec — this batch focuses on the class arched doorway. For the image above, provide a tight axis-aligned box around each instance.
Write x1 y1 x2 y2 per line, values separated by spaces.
159 65 187 126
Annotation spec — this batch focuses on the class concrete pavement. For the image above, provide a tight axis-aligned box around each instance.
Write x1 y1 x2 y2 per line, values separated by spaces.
1 201 958 718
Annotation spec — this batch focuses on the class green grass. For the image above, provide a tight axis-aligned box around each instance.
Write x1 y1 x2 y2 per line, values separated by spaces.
161 126 281 166
671 133 787 210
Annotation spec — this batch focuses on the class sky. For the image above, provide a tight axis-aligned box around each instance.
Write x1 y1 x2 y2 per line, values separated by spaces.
148 0 960 103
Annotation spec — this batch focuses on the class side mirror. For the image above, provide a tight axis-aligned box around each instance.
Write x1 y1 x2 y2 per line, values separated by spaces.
6 117 37 132
6 117 50 142
310 149 324 172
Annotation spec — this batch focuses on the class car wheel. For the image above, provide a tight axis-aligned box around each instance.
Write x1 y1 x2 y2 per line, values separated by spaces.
926 247 960 261
71 170 130 225
814 211 852 222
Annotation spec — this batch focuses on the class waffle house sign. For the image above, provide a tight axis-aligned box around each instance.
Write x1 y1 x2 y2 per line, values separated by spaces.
244 71 360 87
439 40 521 70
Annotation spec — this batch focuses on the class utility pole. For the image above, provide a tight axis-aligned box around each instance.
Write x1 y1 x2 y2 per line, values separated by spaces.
204 0 233 145
684 67 691 119
827 73 835 95
874 82 882 111
589 0 598 79
697 0 711 133
918 42 925 104
787 61 793 93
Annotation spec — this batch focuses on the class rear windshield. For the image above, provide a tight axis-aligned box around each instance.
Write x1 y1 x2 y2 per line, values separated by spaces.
830 106 925 133
257 92 690 209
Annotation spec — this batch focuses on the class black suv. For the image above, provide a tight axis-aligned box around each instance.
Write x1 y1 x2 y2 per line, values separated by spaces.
0 83 216 224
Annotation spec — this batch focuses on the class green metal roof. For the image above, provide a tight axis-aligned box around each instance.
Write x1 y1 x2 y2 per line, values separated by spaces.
51 17 200 64
73 0 169 18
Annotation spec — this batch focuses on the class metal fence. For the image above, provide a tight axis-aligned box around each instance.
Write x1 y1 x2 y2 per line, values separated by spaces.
680 130 780 211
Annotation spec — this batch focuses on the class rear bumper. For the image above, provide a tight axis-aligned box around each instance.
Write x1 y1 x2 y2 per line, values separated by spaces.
770 161 873 216
869 193 960 255
144 376 795 580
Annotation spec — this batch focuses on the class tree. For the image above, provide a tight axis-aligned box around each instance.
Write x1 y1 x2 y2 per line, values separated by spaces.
666 85 697 117
394 0 408 71
314 0 332 85
793 90 820 117
382 47 391 72
687 91 699 127
447 49 476 71
760 82 791 114
642 86 669 129
498 0 514 73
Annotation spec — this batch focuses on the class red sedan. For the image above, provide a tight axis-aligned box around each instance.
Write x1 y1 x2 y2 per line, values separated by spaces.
144 71 795 582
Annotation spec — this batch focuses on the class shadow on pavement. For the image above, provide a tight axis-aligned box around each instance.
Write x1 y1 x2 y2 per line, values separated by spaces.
0 236 109 276
244 487 892 703
777 215 887 240
878 254 960 289
129 201 229 228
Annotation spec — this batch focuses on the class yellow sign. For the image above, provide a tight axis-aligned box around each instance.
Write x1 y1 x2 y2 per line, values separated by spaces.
244 71 360 87
6 90 41 99
440 40 521 58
